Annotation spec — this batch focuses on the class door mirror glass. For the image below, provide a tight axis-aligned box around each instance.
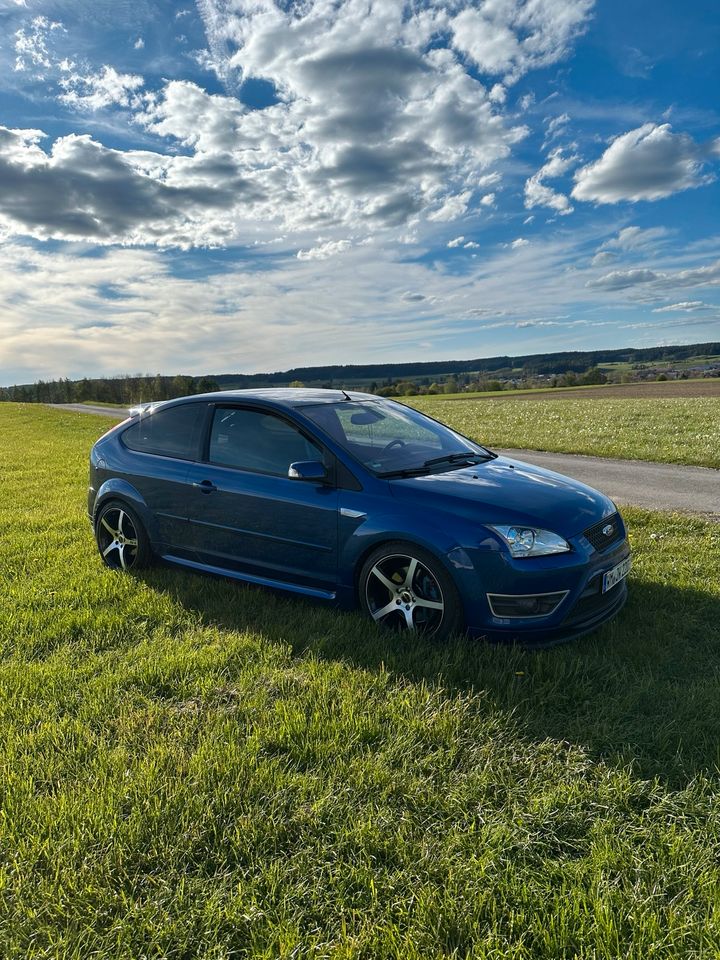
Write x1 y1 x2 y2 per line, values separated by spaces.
288 460 327 481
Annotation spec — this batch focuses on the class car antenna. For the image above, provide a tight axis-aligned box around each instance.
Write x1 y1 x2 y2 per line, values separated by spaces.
341 389 352 401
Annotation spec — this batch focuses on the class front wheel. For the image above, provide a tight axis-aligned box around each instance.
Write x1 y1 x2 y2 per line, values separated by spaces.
95 500 152 572
358 541 464 641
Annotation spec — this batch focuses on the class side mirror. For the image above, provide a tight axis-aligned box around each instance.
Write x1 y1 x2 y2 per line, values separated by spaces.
288 460 328 482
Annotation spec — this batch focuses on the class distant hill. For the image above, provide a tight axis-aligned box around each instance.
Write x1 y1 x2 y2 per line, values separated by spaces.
210 341 720 388
2 341 719 404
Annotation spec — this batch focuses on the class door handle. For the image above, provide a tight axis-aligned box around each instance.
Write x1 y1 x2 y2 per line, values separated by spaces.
192 479 217 493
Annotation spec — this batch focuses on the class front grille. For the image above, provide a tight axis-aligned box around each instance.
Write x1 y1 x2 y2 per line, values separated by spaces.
584 513 622 552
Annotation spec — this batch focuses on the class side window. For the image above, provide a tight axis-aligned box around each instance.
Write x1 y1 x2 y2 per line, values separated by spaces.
122 403 206 460
209 408 322 476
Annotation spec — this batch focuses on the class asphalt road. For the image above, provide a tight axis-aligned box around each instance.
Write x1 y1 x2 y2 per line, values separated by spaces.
53 403 132 417
50 404 720 519
495 449 719 520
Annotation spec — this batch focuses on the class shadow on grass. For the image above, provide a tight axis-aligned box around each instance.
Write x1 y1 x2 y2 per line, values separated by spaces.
139 565 720 789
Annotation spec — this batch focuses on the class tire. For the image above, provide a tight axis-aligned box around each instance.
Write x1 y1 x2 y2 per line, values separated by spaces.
358 540 464 641
95 500 152 572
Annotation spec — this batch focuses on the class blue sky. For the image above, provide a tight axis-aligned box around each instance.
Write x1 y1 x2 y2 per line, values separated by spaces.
0 0 718 383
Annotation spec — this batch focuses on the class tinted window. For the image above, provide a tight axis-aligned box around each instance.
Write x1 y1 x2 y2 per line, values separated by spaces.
122 403 206 460
209 408 321 476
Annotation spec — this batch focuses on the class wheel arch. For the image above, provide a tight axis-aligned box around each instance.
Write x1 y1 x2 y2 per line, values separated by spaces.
93 479 159 543
351 534 459 605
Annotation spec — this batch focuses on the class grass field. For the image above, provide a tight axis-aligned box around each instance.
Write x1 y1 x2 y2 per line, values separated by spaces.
409 395 720 469
1 403 720 959
421 377 720 403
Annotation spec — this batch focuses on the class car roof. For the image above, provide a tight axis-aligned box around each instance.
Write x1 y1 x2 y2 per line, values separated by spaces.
170 388 380 408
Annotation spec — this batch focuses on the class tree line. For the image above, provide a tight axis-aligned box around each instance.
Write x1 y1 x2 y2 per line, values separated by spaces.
0 375 220 405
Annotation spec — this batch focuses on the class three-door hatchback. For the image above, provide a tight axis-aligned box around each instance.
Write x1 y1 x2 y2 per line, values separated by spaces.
88 389 630 644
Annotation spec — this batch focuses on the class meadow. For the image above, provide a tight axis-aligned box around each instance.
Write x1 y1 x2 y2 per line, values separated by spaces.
410 394 720 469
1 403 719 959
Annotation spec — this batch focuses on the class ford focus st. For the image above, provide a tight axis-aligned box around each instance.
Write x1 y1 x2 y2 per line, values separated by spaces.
88 390 630 644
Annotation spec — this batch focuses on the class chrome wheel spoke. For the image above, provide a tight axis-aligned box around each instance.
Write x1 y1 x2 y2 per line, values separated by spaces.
124 537 138 548
370 565 397 594
414 597 444 611
402 605 416 629
371 599 399 622
118 544 127 570
103 541 118 558
402 557 418 589
117 510 126 537
101 517 117 537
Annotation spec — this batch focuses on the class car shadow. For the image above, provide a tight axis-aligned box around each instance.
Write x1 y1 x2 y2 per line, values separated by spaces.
137 565 720 789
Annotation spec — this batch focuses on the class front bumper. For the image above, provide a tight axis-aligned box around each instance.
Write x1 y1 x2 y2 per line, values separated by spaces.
474 576 628 647
460 519 631 645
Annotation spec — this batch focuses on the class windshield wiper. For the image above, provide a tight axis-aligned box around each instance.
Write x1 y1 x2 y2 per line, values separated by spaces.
422 451 495 468
376 465 434 479
377 451 496 479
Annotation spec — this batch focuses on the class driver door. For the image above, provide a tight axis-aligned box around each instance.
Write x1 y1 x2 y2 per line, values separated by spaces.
185 405 338 590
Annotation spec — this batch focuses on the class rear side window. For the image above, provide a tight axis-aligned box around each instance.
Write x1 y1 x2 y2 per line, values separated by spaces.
122 403 206 460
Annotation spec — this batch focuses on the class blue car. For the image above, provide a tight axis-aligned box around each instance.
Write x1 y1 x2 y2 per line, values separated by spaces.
88 389 630 644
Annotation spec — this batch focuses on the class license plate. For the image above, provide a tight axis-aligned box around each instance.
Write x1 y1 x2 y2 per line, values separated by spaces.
602 556 631 593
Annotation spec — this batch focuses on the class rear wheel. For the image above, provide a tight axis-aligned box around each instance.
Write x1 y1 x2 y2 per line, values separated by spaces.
358 541 464 640
95 501 152 571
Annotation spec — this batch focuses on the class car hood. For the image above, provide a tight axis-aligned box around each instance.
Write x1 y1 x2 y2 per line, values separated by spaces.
388 455 615 538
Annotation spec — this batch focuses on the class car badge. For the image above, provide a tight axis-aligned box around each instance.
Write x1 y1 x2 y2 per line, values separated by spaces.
602 523 614 537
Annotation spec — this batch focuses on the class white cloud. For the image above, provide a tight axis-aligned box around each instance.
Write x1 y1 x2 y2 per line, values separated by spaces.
651 301 713 313
3 0 556 248
297 239 351 261
572 123 720 203
511 237 529 248
463 240 480 249
0 125 257 247
14 15 63 73
524 148 578 214
5 224 717 382
428 190 472 222
543 112 570 146
449 0 594 83
480 192 496 206
134 37 145 50
588 259 720 291
59 65 144 110
447 236 465 248
600 225 669 251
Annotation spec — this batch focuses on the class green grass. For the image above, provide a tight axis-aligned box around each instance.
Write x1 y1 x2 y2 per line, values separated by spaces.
1 403 720 959
408 395 720 469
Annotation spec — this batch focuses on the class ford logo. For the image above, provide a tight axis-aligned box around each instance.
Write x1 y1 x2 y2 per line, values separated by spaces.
602 523 614 537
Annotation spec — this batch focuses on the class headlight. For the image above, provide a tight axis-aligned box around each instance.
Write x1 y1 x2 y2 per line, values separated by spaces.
489 525 571 558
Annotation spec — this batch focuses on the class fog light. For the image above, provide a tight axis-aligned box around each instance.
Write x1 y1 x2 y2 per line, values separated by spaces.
487 591 568 619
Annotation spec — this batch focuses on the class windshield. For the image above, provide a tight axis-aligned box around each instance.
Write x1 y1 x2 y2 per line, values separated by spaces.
300 399 492 476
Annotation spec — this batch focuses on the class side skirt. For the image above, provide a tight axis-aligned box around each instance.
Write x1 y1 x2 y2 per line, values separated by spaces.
161 553 337 601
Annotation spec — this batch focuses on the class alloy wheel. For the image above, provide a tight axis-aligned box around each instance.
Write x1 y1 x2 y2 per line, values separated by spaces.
365 553 445 635
96 507 139 571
